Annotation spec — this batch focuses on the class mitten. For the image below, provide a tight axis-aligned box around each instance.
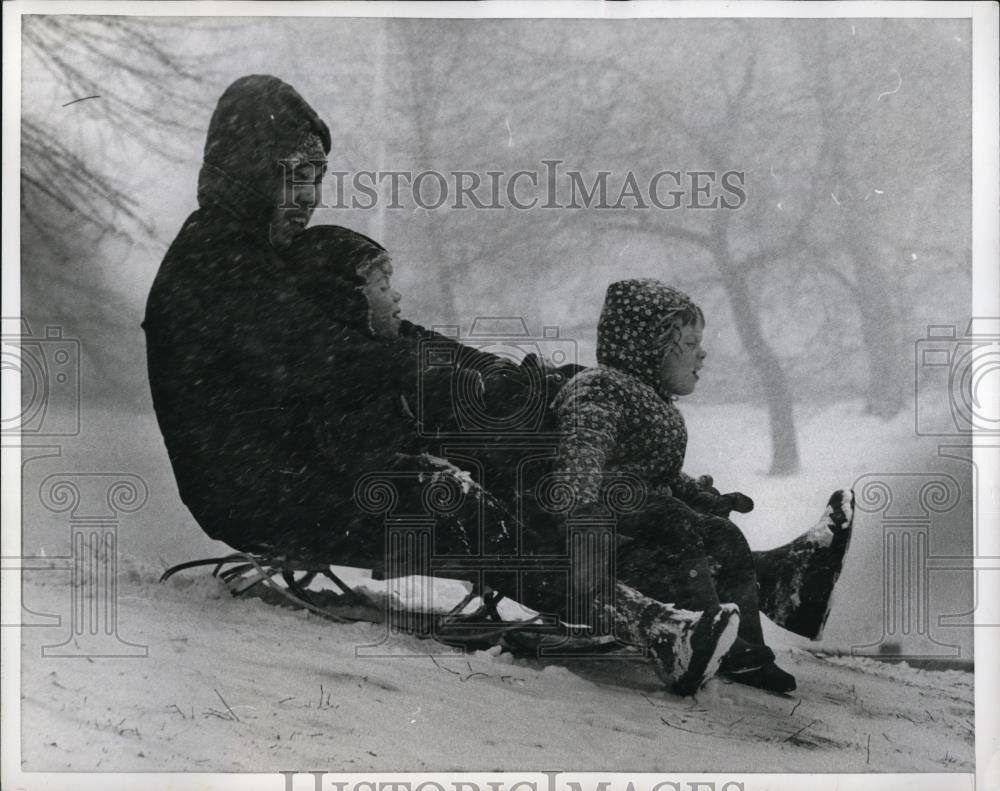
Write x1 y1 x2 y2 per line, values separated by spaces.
709 491 755 517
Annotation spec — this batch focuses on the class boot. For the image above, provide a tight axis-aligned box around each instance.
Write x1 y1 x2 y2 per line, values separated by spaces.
722 661 797 694
712 558 766 646
719 636 796 694
608 582 740 696
669 603 742 697
753 489 855 640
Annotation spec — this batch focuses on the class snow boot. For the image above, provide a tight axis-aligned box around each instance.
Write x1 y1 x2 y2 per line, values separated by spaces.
722 661 797 694
608 583 740 696
668 603 742 697
754 489 855 640
718 637 797 694
720 636 776 670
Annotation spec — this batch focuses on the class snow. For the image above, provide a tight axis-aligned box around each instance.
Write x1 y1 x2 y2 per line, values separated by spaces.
11 398 978 773
18 564 974 773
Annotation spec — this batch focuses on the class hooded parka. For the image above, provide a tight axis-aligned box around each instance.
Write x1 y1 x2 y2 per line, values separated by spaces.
143 76 425 556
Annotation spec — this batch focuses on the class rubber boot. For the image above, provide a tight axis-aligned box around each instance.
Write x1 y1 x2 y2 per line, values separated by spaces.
642 557 756 695
694 516 797 693
753 489 856 640
719 637 797 694
714 581 797 693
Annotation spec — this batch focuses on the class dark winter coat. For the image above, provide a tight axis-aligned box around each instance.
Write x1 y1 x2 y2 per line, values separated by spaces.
283 224 582 502
143 76 427 555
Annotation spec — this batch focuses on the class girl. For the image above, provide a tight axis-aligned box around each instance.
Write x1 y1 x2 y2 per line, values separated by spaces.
547 279 855 694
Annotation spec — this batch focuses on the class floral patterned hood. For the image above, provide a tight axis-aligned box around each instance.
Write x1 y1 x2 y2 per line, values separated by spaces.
596 278 702 398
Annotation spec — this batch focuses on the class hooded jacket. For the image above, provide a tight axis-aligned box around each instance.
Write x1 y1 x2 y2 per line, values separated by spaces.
551 279 716 510
143 76 423 553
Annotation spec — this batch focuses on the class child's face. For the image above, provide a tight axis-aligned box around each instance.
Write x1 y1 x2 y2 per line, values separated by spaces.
657 320 706 396
361 256 402 338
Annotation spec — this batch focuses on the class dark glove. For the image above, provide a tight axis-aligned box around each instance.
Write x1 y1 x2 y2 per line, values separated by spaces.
709 491 755 517
696 474 721 497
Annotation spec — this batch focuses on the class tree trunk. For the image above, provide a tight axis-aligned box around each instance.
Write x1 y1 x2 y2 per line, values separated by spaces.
845 229 906 419
399 26 459 323
718 261 801 475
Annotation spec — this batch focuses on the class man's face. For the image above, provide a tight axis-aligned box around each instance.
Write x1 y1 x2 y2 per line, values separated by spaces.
269 159 326 250
361 257 402 339
657 320 706 396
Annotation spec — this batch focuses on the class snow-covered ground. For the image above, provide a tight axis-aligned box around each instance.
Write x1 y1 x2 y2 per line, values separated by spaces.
18 565 975 773
10 399 979 773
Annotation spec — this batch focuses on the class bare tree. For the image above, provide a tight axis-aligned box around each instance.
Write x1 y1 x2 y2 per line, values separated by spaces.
21 16 216 236
575 25 816 474
797 21 972 419
20 15 218 401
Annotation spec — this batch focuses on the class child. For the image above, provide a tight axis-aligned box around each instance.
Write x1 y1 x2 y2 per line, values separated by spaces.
284 231 747 695
547 279 855 694
280 225 514 561
284 225 583 563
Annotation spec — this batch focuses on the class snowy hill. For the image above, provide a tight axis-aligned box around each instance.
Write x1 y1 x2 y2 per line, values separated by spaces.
11 399 979 775
18 565 973 774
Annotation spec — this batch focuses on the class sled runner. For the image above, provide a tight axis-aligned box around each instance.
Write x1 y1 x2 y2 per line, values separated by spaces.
159 552 621 653
159 553 744 695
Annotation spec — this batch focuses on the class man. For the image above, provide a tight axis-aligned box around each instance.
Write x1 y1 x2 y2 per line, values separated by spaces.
145 75 532 562
144 74 351 555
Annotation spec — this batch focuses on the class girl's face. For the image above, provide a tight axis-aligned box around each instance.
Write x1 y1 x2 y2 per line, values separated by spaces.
361 256 402 338
657 320 706 396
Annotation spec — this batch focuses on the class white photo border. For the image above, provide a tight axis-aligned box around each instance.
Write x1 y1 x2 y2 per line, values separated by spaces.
2 2 996 790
